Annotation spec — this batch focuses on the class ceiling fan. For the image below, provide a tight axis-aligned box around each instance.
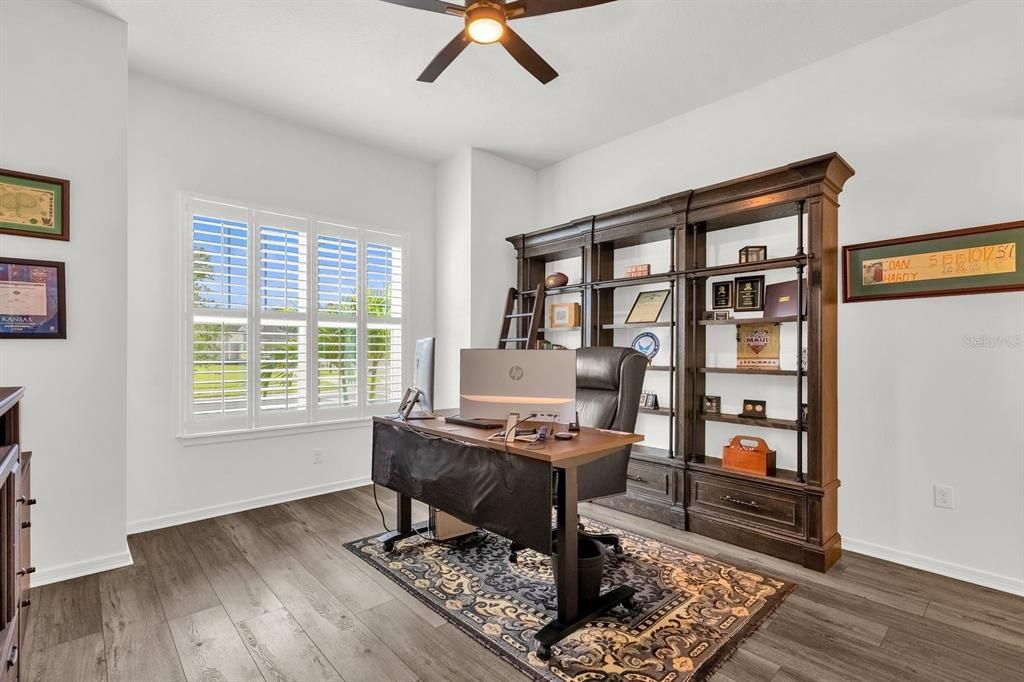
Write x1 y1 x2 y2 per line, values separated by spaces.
381 0 615 84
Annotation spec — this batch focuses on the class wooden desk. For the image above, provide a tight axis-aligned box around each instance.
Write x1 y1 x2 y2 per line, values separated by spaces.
371 413 643 660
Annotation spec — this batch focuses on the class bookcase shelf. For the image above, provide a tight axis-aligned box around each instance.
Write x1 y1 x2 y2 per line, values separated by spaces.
508 153 853 572
699 413 804 431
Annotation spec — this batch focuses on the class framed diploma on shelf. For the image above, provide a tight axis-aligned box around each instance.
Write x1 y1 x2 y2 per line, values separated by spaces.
625 289 671 324
0 258 66 338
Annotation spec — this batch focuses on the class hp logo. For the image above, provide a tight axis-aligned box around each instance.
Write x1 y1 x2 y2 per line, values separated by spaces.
508 365 524 381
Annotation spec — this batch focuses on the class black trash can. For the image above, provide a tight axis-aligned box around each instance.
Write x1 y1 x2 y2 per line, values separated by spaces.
552 536 607 604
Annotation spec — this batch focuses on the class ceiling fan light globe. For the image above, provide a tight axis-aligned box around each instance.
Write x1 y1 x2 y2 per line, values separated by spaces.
467 17 504 43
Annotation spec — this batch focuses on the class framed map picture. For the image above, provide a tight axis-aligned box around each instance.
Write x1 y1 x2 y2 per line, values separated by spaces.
843 220 1024 302
0 168 70 241
0 258 66 339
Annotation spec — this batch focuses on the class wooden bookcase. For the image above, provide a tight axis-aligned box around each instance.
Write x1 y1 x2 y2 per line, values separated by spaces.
506 154 854 571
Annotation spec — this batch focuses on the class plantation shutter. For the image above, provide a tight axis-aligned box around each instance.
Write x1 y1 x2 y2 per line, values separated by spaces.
315 222 360 415
256 211 309 425
186 198 250 433
364 232 403 406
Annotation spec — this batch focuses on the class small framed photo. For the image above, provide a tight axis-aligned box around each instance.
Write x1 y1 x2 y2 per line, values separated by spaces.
702 395 721 415
734 275 765 312
625 289 671 324
741 399 767 419
0 168 70 241
0 257 67 338
711 281 733 309
738 245 767 263
549 301 581 329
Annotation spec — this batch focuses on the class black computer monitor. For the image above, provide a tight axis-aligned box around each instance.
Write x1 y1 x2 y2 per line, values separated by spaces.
413 337 435 412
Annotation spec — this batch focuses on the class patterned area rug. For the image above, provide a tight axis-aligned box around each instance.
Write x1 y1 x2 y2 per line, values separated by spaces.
346 518 794 681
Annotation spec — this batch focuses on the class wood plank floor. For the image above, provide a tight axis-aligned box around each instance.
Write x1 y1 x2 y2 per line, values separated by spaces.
22 486 1024 681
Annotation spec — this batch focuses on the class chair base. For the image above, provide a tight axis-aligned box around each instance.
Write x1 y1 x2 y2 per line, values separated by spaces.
508 524 623 564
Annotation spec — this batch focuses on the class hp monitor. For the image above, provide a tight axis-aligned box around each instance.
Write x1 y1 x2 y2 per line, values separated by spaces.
459 349 576 423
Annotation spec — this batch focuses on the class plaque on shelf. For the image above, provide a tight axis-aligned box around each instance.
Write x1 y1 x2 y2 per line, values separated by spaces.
736 323 780 369
639 390 659 410
738 245 768 263
764 279 806 318
714 311 731 320
712 281 733 309
734 275 765 312
703 395 721 415
625 264 651 278
625 289 671 324
631 331 660 362
549 302 580 328
740 399 767 419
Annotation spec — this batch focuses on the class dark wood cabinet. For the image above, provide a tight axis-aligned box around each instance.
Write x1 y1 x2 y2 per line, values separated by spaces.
0 389 29 681
507 154 852 571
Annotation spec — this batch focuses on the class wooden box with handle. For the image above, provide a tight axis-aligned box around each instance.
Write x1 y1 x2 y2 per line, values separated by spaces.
722 435 776 477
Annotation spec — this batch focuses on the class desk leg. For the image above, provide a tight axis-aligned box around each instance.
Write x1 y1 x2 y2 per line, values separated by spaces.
555 466 579 623
534 466 635 662
376 490 428 552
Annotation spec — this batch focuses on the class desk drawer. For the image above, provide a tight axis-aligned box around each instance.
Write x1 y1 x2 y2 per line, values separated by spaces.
625 460 672 503
688 473 804 536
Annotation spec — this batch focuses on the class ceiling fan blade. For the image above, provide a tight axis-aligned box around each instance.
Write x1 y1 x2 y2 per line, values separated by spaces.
379 0 464 17
418 31 472 82
504 0 615 20
499 26 558 84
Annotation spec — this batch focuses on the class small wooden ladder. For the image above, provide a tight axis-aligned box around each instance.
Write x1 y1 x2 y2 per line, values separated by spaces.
498 284 545 349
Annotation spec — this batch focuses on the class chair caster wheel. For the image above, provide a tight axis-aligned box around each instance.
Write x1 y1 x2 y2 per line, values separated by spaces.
578 522 586 531
536 643 551 661
613 544 624 555
621 595 634 609
383 541 395 553
509 552 518 564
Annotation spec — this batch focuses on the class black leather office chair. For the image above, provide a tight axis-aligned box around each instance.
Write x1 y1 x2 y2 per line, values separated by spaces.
573 347 648 552
509 347 648 561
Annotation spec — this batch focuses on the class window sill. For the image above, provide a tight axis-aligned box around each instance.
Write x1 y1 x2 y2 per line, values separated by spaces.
178 416 373 447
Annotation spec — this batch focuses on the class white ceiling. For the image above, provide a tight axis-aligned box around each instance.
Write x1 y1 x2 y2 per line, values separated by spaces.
78 0 961 169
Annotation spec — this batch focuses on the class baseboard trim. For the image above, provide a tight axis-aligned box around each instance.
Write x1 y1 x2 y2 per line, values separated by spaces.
843 537 1024 597
31 549 134 588
126 475 373 535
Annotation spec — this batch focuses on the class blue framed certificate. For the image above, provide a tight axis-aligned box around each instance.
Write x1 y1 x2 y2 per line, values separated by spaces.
0 258 66 338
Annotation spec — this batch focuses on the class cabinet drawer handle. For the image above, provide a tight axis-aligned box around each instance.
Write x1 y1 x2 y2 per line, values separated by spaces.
16 567 35 577
7 646 16 669
17 497 36 506
721 494 760 510
21 521 30 529
20 599 30 608
626 473 645 483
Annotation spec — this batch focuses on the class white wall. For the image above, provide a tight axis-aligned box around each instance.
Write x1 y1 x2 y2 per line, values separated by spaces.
0 0 130 584
434 149 537 408
126 75 435 531
534 1 1024 593
434 150 473 409
469 150 537 348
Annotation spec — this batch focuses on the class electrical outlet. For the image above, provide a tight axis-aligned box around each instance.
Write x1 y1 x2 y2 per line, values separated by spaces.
313 449 323 465
933 484 954 509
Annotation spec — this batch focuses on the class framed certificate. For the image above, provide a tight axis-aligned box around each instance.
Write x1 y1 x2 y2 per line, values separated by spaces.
625 289 671 324
0 258 66 338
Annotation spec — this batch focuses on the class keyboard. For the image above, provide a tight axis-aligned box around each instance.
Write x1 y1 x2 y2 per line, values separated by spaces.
443 415 505 429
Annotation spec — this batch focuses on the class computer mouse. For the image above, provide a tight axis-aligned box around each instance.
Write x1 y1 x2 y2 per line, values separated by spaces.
554 432 575 440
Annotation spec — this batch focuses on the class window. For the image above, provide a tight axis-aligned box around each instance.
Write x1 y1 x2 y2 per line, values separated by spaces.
184 196 405 436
